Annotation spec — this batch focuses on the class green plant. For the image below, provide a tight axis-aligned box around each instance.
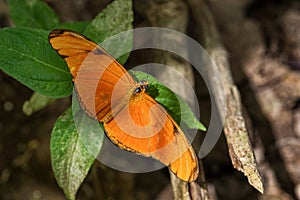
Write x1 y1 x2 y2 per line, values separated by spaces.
0 0 206 199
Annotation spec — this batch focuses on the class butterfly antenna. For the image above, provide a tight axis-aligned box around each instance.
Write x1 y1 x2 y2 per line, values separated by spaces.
146 32 156 82
146 48 152 82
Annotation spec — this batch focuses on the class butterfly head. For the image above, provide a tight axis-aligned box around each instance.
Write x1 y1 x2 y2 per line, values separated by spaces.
133 80 149 96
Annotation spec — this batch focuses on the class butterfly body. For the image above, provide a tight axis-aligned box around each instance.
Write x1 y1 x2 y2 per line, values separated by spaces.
49 29 199 182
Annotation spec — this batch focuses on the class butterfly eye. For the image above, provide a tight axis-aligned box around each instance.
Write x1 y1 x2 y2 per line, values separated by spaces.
134 87 142 95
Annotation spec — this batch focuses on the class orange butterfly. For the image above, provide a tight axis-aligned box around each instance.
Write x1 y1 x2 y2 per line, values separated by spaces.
49 29 199 182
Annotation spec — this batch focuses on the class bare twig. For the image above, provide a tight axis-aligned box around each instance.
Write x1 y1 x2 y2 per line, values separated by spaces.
185 0 264 193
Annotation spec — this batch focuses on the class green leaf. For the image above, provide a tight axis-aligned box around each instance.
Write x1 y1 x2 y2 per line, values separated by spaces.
50 107 104 200
133 71 206 131
0 27 73 97
8 0 59 30
60 21 90 33
22 92 54 116
83 0 133 64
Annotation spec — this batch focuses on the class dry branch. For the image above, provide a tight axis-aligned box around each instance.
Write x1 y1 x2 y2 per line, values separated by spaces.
185 0 264 194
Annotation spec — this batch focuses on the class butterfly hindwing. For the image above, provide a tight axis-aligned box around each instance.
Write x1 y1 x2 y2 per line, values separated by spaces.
104 92 199 182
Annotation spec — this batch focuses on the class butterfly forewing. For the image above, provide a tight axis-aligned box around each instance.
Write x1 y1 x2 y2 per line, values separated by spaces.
49 29 135 121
